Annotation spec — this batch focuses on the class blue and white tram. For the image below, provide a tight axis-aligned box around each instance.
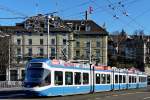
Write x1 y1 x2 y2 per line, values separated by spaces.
24 58 147 96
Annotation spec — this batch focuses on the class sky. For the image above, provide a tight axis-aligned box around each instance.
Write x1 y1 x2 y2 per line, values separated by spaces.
0 0 150 35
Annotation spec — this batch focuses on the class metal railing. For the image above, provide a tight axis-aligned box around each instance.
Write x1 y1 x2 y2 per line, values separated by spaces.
0 81 23 88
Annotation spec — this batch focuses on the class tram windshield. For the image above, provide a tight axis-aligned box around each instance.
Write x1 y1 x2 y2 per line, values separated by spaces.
24 67 51 87
26 68 44 81
28 63 43 68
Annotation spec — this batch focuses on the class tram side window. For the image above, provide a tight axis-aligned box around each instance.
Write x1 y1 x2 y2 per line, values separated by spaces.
129 76 132 83
140 77 143 82
96 73 100 84
45 72 51 84
83 73 89 85
74 72 81 85
101 74 106 84
65 72 73 85
123 75 126 83
139 77 141 82
119 75 122 83
107 74 110 84
134 76 137 83
115 75 118 83
141 77 146 82
54 71 63 85
132 76 135 83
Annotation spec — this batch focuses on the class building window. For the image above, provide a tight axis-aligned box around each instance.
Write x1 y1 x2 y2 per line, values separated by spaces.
76 50 80 57
40 33 43 36
96 41 100 47
76 41 80 47
63 39 67 45
28 39 32 45
16 31 21 36
17 39 21 45
85 26 91 31
17 48 21 55
10 70 18 81
40 39 43 45
85 50 89 58
96 50 100 58
51 39 55 45
21 70 25 81
40 48 44 56
51 47 55 57
86 41 90 48
28 48 32 56
75 24 80 31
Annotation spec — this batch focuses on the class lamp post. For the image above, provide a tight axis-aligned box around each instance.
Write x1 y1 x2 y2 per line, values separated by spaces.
89 40 92 64
46 15 55 59
47 15 50 59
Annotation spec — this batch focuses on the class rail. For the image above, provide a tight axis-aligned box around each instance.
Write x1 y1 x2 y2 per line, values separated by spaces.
0 81 23 88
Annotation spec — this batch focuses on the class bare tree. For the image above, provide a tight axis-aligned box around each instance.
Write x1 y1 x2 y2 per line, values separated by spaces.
0 34 16 81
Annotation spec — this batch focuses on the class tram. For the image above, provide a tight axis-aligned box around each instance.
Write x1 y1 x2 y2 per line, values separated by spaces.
24 58 147 96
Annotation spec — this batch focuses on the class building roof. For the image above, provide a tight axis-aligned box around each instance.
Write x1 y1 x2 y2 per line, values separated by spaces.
63 20 108 36
0 25 70 34
0 26 26 32
0 19 109 35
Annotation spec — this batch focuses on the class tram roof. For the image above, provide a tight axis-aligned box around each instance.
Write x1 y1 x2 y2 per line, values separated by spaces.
30 58 50 63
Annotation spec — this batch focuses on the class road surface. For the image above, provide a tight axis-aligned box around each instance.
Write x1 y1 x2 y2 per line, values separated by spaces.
0 86 150 100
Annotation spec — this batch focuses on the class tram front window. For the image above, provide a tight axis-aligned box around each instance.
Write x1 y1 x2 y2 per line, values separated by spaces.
26 68 44 81
24 68 51 87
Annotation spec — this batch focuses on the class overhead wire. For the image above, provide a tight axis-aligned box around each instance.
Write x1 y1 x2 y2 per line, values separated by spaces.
64 11 85 19
59 1 91 13
88 0 135 30
0 17 26 19
105 0 150 33
125 7 150 29
0 4 28 17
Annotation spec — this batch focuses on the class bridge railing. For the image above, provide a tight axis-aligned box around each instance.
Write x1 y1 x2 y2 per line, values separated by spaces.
0 81 23 88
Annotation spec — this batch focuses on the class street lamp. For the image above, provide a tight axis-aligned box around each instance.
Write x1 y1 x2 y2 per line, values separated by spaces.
46 15 55 59
47 15 50 59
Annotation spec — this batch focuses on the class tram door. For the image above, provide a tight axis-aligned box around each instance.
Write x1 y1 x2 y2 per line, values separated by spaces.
136 75 139 88
114 74 119 90
54 71 63 95
90 66 95 93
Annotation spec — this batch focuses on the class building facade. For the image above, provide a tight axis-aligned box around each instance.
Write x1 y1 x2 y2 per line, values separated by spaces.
64 20 108 65
0 15 108 81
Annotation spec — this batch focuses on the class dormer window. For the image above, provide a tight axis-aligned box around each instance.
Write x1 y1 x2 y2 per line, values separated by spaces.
75 24 80 31
86 26 91 31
